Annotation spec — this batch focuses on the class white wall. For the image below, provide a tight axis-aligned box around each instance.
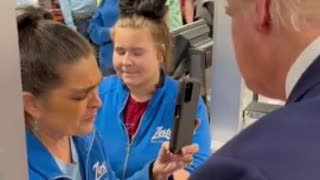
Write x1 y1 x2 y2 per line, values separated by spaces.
0 0 28 179
210 0 250 150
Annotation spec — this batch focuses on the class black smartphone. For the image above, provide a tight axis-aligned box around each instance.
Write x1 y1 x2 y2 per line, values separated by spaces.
169 78 201 154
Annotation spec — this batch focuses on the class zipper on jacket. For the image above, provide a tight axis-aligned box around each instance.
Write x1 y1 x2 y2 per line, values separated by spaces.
52 133 95 180
120 94 146 180
121 141 131 180
119 95 130 180
121 115 145 180
85 130 96 180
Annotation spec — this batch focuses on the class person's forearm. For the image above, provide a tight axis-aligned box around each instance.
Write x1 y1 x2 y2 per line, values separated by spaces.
183 0 194 24
58 0 76 28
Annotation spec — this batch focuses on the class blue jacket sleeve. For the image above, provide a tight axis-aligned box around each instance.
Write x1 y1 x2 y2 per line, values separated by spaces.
185 97 212 173
88 0 112 46
190 156 269 180
58 0 76 28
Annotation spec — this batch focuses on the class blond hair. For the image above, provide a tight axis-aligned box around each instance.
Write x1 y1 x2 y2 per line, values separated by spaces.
233 0 320 30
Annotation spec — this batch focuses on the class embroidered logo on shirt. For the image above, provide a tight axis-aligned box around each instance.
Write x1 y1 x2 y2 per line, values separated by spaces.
151 120 200 143
93 161 107 180
151 126 171 143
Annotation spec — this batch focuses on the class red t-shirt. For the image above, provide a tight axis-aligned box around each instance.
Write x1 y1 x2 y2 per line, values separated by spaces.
123 96 149 140
123 95 201 141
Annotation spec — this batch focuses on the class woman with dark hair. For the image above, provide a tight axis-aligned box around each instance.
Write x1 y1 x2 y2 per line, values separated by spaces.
95 0 211 179
19 6 198 180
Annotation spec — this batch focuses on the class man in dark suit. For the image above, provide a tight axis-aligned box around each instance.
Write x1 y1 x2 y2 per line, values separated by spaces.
190 0 320 179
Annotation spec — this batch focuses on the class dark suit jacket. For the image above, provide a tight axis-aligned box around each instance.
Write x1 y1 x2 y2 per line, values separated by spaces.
190 55 320 180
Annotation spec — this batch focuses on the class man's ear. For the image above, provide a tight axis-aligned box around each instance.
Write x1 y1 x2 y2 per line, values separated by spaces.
22 92 41 120
255 0 271 32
